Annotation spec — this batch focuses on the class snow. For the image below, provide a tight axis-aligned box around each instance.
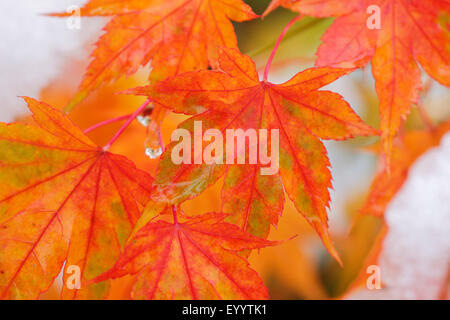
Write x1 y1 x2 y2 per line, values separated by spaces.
348 133 450 299
0 0 103 122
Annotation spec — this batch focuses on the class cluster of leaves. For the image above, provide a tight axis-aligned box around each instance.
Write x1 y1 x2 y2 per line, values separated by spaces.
0 0 449 299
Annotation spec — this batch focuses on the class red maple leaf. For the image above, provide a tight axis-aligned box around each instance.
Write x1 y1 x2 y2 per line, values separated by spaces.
130 47 378 263
51 0 258 110
93 207 274 299
0 98 153 299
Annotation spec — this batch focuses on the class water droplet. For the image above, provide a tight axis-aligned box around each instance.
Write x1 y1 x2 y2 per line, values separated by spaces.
137 115 150 127
145 147 162 159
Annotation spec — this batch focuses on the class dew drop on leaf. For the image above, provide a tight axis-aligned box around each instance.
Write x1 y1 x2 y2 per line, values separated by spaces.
145 147 162 159
137 115 151 127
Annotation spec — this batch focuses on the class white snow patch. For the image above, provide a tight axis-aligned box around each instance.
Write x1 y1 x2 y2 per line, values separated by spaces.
0 0 103 121
348 133 450 299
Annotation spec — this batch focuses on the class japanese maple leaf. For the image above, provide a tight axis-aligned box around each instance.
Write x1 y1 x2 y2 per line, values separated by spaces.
131 48 378 262
0 98 153 299
93 207 273 299
264 0 450 167
363 120 450 216
52 0 258 109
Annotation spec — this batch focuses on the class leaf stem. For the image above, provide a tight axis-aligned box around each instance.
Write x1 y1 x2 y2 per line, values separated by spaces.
103 99 151 151
83 113 134 134
172 206 178 224
263 14 303 82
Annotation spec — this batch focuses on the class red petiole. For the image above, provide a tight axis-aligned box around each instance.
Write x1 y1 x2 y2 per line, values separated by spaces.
263 15 303 82
102 99 152 151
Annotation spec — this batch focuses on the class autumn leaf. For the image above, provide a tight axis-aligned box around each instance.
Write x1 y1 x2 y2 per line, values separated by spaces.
93 207 274 299
51 0 258 110
363 119 450 216
265 0 450 167
131 47 378 263
0 98 153 299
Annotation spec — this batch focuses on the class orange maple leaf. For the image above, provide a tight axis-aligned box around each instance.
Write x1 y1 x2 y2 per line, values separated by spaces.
131 47 378 263
0 98 153 299
265 0 450 167
94 207 274 299
52 0 258 110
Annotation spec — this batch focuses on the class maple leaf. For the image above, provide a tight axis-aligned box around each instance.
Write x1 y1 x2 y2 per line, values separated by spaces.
93 207 274 299
265 0 450 167
131 47 378 262
363 120 450 216
51 0 258 109
0 98 153 299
